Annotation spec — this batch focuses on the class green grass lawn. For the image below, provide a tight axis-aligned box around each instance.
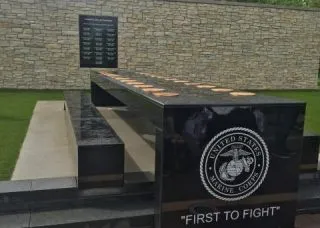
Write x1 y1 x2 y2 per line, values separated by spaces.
242 0 320 7
261 90 320 133
0 90 63 180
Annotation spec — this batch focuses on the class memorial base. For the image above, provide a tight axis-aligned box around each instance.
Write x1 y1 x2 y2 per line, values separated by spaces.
2 69 319 228
0 176 319 228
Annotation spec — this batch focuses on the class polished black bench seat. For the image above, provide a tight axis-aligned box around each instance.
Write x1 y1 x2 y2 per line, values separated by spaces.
64 91 125 189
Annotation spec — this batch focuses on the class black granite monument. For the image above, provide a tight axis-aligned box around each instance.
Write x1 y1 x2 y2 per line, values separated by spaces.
1 12 319 227
90 70 306 228
0 69 319 227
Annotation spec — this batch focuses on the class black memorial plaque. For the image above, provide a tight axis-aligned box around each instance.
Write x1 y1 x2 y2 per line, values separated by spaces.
79 15 118 68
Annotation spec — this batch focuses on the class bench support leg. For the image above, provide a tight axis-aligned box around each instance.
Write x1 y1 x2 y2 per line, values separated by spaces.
91 82 125 107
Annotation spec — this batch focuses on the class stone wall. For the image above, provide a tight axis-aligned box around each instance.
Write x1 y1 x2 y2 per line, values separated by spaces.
0 0 319 89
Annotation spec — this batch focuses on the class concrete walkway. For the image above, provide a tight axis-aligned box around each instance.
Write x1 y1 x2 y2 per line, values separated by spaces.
11 101 76 180
296 214 320 228
98 107 155 179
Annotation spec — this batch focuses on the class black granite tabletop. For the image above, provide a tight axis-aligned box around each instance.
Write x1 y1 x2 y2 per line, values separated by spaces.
91 69 305 107
64 91 124 146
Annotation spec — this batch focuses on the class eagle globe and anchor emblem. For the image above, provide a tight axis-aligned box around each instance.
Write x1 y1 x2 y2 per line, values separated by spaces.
200 127 269 201
218 148 254 182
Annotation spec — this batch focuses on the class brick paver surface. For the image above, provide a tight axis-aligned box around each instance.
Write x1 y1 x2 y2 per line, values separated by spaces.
296 214 320 228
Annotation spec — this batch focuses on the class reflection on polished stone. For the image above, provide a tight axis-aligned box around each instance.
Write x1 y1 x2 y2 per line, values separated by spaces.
64 91 124 189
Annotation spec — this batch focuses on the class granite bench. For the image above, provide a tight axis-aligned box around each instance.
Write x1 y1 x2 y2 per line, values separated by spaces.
64 91 125 189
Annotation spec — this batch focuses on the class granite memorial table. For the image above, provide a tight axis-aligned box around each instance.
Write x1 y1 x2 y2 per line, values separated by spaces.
90 70 306 228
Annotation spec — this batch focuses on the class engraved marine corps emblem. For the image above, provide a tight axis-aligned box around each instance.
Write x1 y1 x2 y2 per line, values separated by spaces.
200 127 269 201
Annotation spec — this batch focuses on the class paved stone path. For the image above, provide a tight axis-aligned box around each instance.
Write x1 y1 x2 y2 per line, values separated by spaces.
296 214 320 228
98 107 155 178
11 101 76 180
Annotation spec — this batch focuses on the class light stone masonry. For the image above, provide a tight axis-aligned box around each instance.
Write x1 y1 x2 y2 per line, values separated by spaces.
0 0 319 89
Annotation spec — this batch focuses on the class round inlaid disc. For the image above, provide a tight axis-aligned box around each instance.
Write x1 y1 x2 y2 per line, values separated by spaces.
107 73 119 77
101 72 119 77
153 92 179 97
142 88 165 92
211 88 233 92
120 79 137 83
164 78 178 81
230 91 256 96
174 80 189 83
147 74 159 78
197 85 216 88
134 85 153 88
185 82 202 86
126 82 144 85
115 77 130 80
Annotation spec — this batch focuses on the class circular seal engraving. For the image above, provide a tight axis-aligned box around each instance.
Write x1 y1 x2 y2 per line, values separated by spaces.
200 127 269 201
